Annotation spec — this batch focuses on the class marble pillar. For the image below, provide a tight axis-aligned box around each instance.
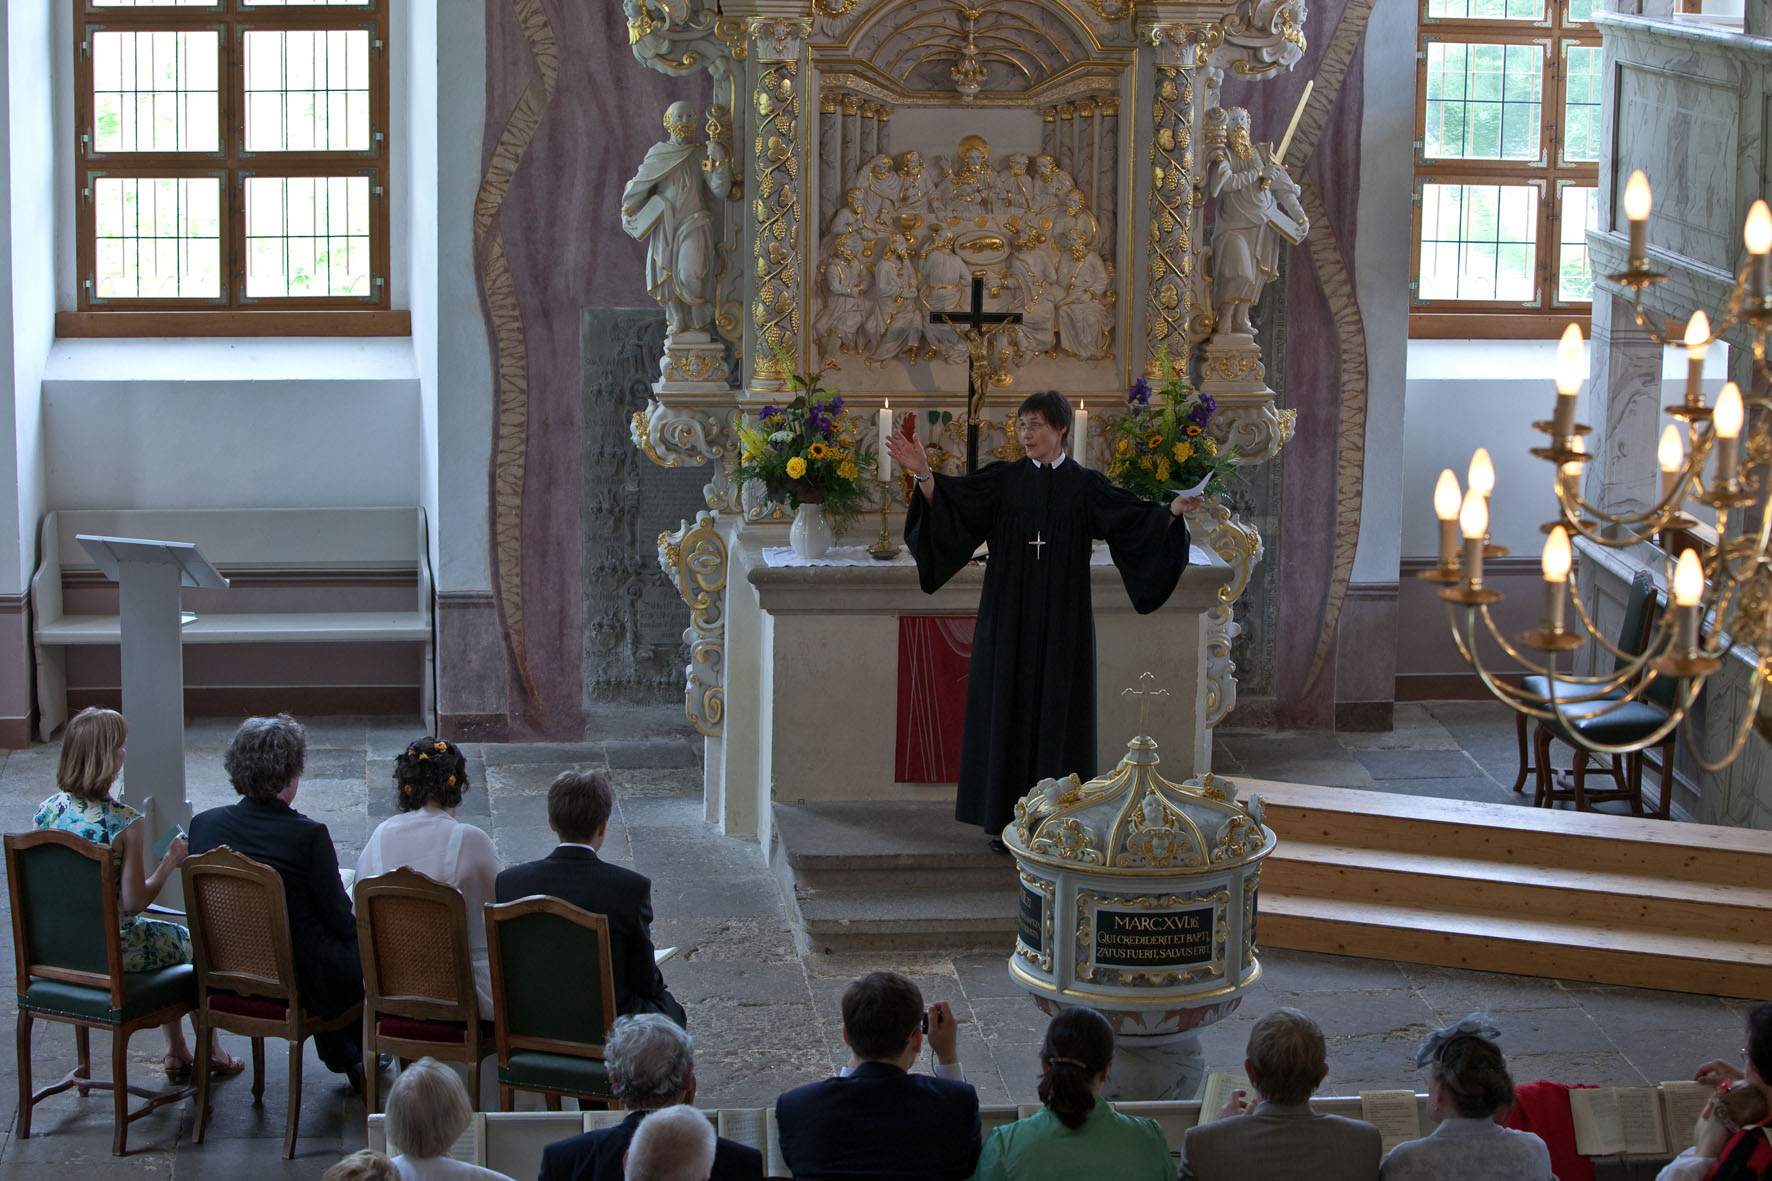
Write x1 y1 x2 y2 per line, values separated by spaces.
1588 291 1665 521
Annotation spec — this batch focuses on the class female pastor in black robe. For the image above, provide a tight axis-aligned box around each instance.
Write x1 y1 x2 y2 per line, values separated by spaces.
895 395 1194 840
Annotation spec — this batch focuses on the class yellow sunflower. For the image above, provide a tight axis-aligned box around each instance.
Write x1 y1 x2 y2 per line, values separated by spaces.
808 442 829 460
1147 433 1164 449
786 456 808 479
1172 441 1194 463
1185 423 1203 437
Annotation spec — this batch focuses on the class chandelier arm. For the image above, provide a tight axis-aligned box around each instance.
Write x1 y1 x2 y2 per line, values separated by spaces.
1446 607 1567 718
1563 568 1647 669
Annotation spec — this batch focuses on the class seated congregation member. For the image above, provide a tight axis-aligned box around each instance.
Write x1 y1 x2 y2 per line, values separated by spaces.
324 1150 401 1181
359 738 501 1017
1180 1008 1381 1181
35 706 243 1082
385 1057 516 1181
973 1006 1171 1180
775 971 981 1181
1380 1014 1552 1181
189 713 360 1088
494 770 684 1025
1656 1001 1772 1181
624 1104 717 1181
537 1014 762 1181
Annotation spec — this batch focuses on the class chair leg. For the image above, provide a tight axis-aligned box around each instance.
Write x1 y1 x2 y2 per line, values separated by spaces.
194 1015 213 1145
1511 709 1531 791
1656 739 1676 820
465 1052 480 1111
498 1084 514 1112
544 1091 562 1112
363 1041 380 1115
1625 752 1645 815
75 1025 92 1097
1532 726 1555 807
251 1036 266 1105
1572 751 1590 811
284 1036 303 1160
111 1025 130 1156
16 1010 34 1139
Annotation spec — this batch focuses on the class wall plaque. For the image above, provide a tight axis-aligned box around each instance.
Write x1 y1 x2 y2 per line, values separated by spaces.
1092 904 1216 970
1018 882 1045 956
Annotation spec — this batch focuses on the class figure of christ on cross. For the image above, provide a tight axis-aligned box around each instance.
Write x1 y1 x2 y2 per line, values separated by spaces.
928 274 1023 472
884 392 1204 852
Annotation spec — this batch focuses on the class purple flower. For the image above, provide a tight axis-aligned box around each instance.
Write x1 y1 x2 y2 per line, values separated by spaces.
759 405 780 421
1190 395 1216 424
1128 377 1152 406
829 395 844 413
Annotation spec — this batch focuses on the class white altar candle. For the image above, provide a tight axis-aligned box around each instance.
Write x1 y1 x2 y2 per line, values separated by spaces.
878 399 893 485
1072 401 1089 465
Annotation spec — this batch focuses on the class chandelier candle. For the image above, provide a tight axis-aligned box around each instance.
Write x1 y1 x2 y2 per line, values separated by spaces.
1684 312 1711 407
1541 526 1572 634
1659 425 1685 505
1435 469 1462 573
1674 549 1704 655
1624 170 1652 265
1747 200 1772 306
1553 324 1584 440
1460 489 1488 590
1714 382 1744 487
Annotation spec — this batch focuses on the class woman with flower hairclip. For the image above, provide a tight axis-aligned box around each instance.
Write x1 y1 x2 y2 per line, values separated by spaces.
1381 1014 1552 1180
356 738 501 1017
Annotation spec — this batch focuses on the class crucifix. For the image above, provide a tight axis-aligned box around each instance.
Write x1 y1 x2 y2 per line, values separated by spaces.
1028 530 1047 561
929 273 1023 472
1121 672 1171 738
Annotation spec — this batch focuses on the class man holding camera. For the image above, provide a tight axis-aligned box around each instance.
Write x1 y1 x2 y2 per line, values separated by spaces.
775 971 981 1180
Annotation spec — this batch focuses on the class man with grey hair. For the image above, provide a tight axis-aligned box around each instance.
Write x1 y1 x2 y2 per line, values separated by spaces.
1178 1007 1382 1180
624 1104 715 1181
537 1015 761 1181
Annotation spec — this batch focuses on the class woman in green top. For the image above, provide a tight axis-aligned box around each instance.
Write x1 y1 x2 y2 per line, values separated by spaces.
973 1006 1174 1180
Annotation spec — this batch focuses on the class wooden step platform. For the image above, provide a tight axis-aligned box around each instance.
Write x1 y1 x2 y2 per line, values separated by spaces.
1251 780 1772 998
772 787 1772 996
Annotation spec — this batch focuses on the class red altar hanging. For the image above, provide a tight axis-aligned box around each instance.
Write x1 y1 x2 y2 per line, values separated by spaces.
895 616 974 783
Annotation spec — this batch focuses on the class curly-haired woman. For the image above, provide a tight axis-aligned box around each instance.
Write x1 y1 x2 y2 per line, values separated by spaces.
356 738 500 1016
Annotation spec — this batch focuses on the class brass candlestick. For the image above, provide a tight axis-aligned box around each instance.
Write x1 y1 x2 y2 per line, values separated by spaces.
869 479 899 560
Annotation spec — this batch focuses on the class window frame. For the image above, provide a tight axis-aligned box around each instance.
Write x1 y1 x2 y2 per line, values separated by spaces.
62 0 403 338
1409 0 1601 339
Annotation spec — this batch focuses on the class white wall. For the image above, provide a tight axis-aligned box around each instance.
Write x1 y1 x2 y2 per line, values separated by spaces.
1352 0 1416 585
5 0 53 593
1402 340 1729 557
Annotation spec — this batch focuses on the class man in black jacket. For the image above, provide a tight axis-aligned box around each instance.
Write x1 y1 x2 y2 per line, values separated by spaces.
536 1014 761 1181
494 770 685 1025
187 714 365 1089
775 972 981 1181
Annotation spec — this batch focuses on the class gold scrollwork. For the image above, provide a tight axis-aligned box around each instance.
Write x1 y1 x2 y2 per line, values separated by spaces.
1144 59 1200 380
658 512 727 737
750 51 803 388
813 0 859 16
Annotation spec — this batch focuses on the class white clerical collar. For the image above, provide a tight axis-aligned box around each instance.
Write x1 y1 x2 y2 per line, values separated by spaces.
1030 452 1067 469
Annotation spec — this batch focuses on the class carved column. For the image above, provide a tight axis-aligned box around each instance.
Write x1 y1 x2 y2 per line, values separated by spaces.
746 17 811 393
1097 95 1119 264
1138 23 1209 379
819 93 841 228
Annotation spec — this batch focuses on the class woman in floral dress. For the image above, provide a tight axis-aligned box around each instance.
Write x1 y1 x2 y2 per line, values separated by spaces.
34 707 242 1081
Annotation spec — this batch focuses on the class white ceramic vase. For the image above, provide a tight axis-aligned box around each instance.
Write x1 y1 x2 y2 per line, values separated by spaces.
789 502 834 560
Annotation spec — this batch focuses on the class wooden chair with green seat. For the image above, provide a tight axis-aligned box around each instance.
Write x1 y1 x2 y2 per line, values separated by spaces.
484 895 619 1112
1532 641 1680 818
183 846 364 1158
1512 570 1657 796
355 866 494 1113
5 828 198 1156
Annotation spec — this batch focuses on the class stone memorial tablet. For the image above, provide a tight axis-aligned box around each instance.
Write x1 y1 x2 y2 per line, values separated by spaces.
1018 881 1046 957
1093 904 1216 970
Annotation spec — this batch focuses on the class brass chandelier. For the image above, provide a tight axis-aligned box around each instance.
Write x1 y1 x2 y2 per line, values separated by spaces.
1426 170 1772 769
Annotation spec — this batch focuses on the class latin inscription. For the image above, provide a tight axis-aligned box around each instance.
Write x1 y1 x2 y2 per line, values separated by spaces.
1018 883 1045 957
1093 905 1215 969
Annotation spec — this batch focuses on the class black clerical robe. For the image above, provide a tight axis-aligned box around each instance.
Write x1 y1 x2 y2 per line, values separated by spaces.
905 456 1192 835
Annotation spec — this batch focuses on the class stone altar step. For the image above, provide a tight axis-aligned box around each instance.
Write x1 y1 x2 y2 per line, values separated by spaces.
1251 780 1772 998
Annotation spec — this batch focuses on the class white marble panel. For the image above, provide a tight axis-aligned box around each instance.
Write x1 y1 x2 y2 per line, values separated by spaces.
1615 62 1739 270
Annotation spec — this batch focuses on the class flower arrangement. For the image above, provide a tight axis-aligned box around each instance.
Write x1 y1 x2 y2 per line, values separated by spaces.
732 350 874 526
1104 354 1238 504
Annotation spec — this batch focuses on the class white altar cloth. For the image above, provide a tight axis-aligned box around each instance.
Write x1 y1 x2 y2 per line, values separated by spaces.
761 543 1217 568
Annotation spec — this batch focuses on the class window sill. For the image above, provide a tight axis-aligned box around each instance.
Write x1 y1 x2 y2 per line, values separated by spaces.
55 309 411 339
44 335 419 384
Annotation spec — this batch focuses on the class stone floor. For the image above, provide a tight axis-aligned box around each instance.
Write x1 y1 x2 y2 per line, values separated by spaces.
0 701 1753 1177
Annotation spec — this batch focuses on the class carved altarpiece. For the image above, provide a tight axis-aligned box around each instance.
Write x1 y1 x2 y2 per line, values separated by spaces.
623 0 1308 827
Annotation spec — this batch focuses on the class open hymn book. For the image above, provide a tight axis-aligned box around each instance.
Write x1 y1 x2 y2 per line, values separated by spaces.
1195 1073 1253 1124
1569 1082 1712 1156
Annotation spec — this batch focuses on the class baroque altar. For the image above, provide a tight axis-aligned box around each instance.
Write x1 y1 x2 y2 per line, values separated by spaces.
623 0 1309 835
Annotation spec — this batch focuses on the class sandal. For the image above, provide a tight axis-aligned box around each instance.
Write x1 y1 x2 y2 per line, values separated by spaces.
163 1053 193 1084
207 1052 246 1078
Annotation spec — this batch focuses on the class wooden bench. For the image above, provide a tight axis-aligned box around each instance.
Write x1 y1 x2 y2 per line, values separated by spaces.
32 507 433 740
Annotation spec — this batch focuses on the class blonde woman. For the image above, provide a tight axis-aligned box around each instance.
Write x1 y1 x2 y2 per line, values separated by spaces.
385 1058 514 1181
34 707 242 1082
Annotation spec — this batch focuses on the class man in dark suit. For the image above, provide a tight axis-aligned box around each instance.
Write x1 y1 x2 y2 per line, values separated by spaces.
1179 1007 1382 1181
775 972 981 1181
187 714 365 1090
494 770 685 1025
537 1014 761 1181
